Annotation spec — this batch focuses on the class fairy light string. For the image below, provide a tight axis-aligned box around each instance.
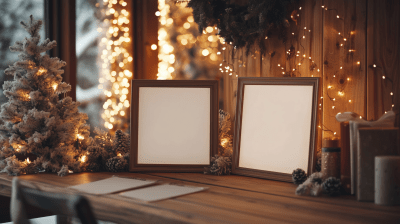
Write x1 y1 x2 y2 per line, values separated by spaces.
97 0 133 132
157 0 221 80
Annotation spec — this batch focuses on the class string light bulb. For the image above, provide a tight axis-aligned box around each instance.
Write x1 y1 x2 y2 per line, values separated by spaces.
99 0 133 131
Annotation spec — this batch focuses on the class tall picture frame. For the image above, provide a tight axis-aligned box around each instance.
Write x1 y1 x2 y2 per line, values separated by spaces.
130 80 218 172
232 77 319 182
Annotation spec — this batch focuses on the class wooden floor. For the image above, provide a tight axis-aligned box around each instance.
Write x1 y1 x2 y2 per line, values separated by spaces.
0 172 399 223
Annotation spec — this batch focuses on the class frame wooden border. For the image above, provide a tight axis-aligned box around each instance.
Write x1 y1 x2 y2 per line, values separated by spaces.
130 80 218 172
232 77 319 182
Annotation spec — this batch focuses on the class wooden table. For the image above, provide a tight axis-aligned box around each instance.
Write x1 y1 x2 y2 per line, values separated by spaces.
0 172 399 223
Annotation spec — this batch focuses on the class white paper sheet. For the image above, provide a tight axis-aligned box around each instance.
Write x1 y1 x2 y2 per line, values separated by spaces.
68 176 156 195
120 184 207 202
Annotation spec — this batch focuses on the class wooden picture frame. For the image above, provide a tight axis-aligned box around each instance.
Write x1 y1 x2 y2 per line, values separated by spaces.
130 80 218 172
232 77 319 182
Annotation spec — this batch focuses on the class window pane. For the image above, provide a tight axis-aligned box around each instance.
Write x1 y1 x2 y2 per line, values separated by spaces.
0 0 44 105
76 0 103 135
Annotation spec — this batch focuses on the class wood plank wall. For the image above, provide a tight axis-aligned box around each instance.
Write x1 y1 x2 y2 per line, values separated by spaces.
221 0 400 159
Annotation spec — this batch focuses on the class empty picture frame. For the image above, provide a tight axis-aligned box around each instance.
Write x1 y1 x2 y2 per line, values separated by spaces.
232 77 319 182
130 80 218 172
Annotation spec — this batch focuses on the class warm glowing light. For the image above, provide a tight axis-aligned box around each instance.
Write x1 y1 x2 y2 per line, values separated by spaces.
52 84 57 90
328 85 332 89
390 92 393 95
221 138 229 147
100 0 133 131
202 49 210 56
206 26 214 33
183 22 190 29
77 134 84 140
349 100 352 103
357 61 360 65
37 67 47 76
118 153 122 157
69 170 73 173
338 91 344 96
151 44 157 50
81 155 86 163
155 11 161 16
181 39 188 45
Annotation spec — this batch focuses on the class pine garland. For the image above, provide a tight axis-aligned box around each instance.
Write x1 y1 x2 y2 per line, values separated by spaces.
205 109 233 175
187 0 299 56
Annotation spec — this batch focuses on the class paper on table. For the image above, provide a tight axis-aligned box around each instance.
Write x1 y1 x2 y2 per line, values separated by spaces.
68 176 156 195
120 184 207 202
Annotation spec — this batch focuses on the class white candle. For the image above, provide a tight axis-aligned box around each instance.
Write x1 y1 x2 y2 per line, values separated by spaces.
375 156 400 205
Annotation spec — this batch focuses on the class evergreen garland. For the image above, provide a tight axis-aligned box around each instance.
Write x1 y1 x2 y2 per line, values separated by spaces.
204 109 233 175
187 0 298 56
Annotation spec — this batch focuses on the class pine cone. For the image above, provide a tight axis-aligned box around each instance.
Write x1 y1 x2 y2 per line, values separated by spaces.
292 168 307 185
205 155 231 175
106 156 127 172
322 177 341 196
113 130 130 155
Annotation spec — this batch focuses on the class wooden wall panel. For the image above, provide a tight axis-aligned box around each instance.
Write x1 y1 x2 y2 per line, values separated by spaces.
261 36 286 77
220 0 399 158
322 0 367 139
297 0 324 167
367 0 400 126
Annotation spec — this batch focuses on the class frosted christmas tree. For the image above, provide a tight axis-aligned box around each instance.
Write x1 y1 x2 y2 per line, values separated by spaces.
0 16 91 176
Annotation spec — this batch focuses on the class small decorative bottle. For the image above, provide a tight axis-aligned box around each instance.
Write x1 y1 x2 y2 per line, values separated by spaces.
321 138 341 179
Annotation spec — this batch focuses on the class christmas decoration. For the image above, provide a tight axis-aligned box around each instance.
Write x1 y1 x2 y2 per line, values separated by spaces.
322 177 341 196
96 0 133 132
0 12 131 177
157 0 221 80
204 154 231 175
295 172 324 197
0 16 91 176
218 109 233 157
84 127 131 173
112 129 130 155
105 155 128 172
292 168 307 185
85 145 110 172
204 109 233 175
187 0 299 56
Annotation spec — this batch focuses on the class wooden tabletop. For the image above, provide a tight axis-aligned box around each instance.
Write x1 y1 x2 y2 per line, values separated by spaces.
0 172 399 224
